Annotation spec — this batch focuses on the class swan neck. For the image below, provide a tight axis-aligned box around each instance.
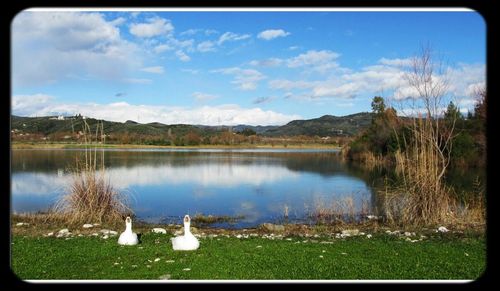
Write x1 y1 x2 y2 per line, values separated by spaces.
184 222 191 234
126 222 132 232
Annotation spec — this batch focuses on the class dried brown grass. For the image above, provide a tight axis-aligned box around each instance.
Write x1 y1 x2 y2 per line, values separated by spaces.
47 120 132 227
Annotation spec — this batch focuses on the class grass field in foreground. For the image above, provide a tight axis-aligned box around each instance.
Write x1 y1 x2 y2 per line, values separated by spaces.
11 233 485 280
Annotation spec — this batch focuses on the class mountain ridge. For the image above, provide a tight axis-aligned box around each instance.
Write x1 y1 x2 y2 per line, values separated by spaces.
11 112 374 137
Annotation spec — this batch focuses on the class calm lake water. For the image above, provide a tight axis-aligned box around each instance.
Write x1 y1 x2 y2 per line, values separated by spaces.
11 148 484 228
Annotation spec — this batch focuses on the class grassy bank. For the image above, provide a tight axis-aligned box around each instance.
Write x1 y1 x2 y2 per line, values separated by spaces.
11 230 485 280
11 142 341 150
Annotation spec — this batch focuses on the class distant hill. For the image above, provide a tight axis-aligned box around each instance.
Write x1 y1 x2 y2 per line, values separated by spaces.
262 112 374 137
11 115 203 137
11 112 374 138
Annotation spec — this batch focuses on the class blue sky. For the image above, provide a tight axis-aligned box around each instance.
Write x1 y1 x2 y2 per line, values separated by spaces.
11 9 486 125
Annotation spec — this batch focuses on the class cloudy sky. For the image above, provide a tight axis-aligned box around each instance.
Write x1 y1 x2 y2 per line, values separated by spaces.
11 9 486 125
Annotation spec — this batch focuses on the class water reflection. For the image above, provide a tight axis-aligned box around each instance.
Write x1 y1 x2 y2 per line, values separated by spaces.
12 149 375 227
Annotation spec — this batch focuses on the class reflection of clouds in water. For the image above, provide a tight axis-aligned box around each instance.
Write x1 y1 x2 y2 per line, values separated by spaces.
12 164 298 197
106 164 298 188
12 172 69 196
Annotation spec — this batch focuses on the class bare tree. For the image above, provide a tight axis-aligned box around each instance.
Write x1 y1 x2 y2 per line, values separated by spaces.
389 45 457 225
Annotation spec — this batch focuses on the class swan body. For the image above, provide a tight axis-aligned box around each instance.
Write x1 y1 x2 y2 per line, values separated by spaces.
171 215 199 251
118 216 139 245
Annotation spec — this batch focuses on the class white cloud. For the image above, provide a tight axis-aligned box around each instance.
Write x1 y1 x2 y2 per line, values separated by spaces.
249 58 283 67
12 11 141 87
181 28 219 36
268 79 314 90
378 57 413 67
175 50 191 62
192 92 218 102
123 78 153 84
197 41 216 52
110 17 126 26
217 32 251 45
11 94 55 116
287 50 340 73
180 28 200 36
129 17 174 38
181 69 199 74
257 29 290 40
11 95 301 126
252 96 275 104
168 38 194 52
212 67 266 91
140 66 164 74
153 44 173 53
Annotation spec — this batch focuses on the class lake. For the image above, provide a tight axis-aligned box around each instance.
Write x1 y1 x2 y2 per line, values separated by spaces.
11 148 483 228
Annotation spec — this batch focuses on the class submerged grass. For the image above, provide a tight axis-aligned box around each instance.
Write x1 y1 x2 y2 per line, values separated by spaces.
191 213 245 225
11 232 485 280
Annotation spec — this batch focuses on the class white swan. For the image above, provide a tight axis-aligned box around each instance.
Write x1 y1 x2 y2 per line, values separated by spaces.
118 216 139 245
171 215 199 251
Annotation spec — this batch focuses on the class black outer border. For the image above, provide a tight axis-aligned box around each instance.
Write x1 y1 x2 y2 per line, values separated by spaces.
2 0 496 288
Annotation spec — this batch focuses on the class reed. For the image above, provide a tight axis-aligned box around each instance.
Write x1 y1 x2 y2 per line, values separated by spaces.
49 120 132 226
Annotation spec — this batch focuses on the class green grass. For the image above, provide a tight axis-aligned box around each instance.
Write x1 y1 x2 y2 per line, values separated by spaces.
11 233 485 280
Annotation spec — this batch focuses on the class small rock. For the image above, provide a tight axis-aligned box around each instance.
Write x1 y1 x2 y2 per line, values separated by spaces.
322 250 326 253
58 228 70 235
152 228 167 234
83 224 94 229
114 262 119 265
319 255 324 258
366 234 372 239
159 274 171 280
57 229 71 237
132 265 138 268
92 223 100 226
341 252 347 255
183 268 191 271
367 215 378 220
100 229 117 235
146 265 151 268
78 234 83 237
404 232 412 237
341 229 359 236
47 232 54 236
91 233 99 237
236 234 242 239
102 235 109 239
16 222 29 226
320 241 334 244
465 253 469 257
261 223 285 232
256 245 262 248
286 238 292 241
165 260 175 263
154 258 161 262
437 226 449 233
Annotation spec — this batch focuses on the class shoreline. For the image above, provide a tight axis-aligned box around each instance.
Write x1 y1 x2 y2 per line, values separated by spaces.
11 142 342 150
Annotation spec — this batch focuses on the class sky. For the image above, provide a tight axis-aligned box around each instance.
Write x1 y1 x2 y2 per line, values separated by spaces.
11 9 486 126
